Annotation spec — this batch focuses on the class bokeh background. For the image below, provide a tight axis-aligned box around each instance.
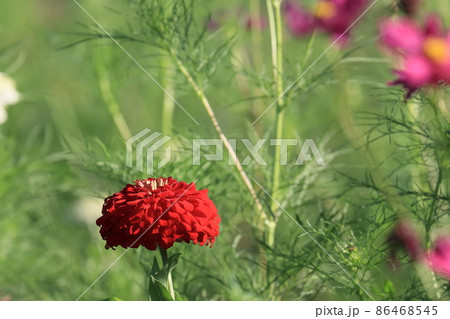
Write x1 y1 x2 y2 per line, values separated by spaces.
1 0 449 300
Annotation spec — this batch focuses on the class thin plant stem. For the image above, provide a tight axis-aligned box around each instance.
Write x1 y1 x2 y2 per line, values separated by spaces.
266 0 278 81
248 0 270 135
169 50 269 230
406 100 429 194
426 168 442 246
159 247 175 300
167 270 174 300
161 57 176 136
331 52 412 220
274 0 284 105
94 54 132 140
301 30 317 71
264 0 285 300
266 0 285 247
424 94 448 247
335 60 445 299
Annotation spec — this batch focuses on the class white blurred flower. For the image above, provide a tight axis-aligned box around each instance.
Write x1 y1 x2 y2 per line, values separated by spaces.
0 107 7 124
0 72 20 125
70 196 104 234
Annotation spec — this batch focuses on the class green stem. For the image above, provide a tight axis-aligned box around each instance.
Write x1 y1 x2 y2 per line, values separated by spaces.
266 0 277 80
170 49 269 230
161 57 176 136
274 1 284 100
265 0 285 299
267 0 285 238
425 149 443 248
159 247 175 300
94 54 132 140
420 95 447 248
301 30 317 71
271 110 285 210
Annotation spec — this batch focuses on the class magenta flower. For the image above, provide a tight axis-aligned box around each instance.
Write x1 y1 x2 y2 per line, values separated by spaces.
380 15 450 98
389 222 423 261
427 237 450 280
314 0 368 44
380 18 423 54
283 0 368 44
283 0 315 37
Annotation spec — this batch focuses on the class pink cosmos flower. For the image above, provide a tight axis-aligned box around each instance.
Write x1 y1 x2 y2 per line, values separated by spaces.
427 236 450 280
380 19 424 54
314 0 368 44
283 0 368 44
389 222 423 261
380 15 450 98
283 0 315 36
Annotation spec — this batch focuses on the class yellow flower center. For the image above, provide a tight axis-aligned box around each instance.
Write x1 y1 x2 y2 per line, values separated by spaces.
423 37 449 64
314 1 337 20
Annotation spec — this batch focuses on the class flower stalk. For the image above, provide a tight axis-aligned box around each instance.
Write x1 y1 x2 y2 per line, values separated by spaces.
263 0 285 299
159 248 175 300
266 0 285 247
94 54 132 140
170 49 269 230
161 57 176 136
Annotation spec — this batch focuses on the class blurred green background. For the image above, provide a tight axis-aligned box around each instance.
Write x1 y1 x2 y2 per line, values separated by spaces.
0 0 449 301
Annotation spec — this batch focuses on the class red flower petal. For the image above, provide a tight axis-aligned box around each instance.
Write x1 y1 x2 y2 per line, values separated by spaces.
96 177 221 250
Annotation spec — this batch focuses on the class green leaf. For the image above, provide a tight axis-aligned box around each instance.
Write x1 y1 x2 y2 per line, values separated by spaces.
152 253 181 286
148 276 174 301
147 252 181 301
102 297 123 301
151 257 160 275
384 280 395 297
175 291 186 301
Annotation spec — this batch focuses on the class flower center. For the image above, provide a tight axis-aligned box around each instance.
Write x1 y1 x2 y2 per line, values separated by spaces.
314 1 337 20
423 37 449 64
138 177 169 193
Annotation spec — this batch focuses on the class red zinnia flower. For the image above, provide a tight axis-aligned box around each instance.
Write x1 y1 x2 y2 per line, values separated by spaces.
96 177 221 250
